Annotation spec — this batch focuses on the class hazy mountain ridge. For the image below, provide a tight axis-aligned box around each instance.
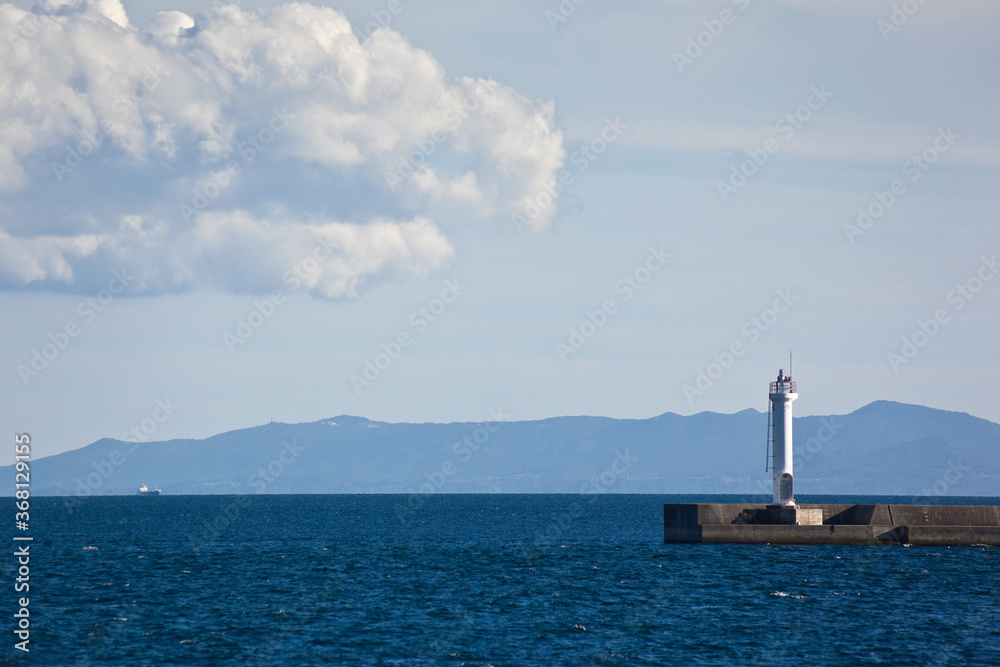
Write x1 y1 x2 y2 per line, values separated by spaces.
7 401 998 497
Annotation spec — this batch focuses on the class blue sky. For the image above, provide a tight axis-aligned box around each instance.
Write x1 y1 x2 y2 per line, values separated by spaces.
2 0 998 458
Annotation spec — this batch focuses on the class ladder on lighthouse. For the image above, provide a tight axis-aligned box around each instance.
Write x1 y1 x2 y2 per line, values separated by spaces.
765 403 773 472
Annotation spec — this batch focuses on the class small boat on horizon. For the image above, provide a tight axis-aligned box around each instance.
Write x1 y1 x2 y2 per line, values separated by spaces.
137 483 161 496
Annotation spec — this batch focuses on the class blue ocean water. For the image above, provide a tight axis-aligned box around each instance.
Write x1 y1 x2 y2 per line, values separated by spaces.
13 494 1000 665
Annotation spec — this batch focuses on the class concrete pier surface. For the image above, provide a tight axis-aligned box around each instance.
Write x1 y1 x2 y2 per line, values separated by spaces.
664 503 1000 545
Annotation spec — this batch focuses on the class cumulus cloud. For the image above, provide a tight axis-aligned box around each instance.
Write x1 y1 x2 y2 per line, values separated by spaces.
0 213 453 297
0 1 564 296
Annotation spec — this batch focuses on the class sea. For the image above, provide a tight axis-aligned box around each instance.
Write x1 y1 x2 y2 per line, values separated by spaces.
12 494 1000 665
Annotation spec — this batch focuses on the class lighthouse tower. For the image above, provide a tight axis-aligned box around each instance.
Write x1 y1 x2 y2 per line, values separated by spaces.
769 369 798 506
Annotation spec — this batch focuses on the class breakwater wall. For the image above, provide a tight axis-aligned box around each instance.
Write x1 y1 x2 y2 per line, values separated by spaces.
664 503 1000 545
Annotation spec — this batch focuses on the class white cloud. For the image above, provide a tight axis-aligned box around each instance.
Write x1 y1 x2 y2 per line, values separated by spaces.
0 211 453 297
0 1 564 296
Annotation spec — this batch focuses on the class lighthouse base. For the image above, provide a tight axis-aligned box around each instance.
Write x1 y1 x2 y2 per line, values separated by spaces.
736 506 823 526
664 503 1000 546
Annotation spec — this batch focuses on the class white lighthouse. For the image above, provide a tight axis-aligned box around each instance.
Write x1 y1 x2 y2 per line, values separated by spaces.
768 369 798 506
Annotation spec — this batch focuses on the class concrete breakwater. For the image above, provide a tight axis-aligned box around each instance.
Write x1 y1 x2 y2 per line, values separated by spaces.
664 503 1000 545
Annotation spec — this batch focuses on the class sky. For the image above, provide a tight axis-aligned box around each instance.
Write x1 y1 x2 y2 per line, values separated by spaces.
2 0 998 459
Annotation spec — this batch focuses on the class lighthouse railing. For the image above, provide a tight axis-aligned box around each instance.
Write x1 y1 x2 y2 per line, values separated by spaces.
769 380 797 394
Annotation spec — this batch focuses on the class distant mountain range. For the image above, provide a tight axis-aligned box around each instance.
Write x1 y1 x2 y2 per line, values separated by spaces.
7 401 999 498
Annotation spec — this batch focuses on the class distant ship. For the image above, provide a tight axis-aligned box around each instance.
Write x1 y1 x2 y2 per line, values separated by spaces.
137 484 161 496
